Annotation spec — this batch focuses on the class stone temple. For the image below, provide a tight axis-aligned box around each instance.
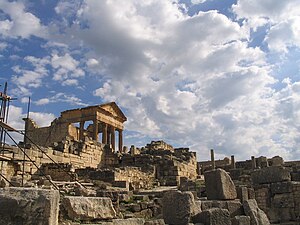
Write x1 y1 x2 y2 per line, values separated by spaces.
0 100 300 224
25 102 127 151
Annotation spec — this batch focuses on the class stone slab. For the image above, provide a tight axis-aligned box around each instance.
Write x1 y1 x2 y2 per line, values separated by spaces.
204 168 237 200
243 199 270 225
251 167 291 185
162 190 200 225
270 181 293 194
231 215 251 225
192 208 231 225
0 187 60 225
62 196 116 221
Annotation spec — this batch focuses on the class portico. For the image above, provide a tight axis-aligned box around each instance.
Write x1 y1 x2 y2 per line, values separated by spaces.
60 102 127 152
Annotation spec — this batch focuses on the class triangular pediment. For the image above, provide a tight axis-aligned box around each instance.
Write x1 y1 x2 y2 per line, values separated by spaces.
100 102 127 122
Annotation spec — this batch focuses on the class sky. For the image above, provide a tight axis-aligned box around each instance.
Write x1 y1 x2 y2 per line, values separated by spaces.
0 0 300 161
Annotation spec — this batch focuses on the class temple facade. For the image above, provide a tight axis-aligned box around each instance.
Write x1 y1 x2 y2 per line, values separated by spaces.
25 102 127 152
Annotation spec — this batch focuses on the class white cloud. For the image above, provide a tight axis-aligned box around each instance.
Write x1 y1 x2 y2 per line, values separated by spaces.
10 56 50 95
62 79 79 86
34 93 88 107
51 53 85 84
3 0 300 161
0 42 7 51
233 0 300 51
191 0 207 4
29 112 56 127
265 17 300 52
0 0 47 38
35 98 50 105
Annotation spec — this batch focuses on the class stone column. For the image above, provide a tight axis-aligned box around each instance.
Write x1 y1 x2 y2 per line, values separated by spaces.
107 126 111 145
231 155 236 169
251 156 256 169
93 119 98 141
102 123 107 144
111 127 115 150
118 130 123 152
210 149 215 170
79 121 85 141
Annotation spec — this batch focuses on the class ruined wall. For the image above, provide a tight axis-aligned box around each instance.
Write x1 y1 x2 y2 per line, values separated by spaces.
145 140 174 152
0 161 18 181
251 166 300 224
114 167 154 190
120 148 197 186
25 118 73 147
80 167 155 190
3 139 106 176
198 157 231 173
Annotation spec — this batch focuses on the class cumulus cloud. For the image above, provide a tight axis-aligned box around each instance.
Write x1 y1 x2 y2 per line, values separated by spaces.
51 53 85 84
0 0 47 38
11 56 50 95
265 17 300 53
34 93 88 107
233 0 300 51
2 0 300 161
191 0 207 4
50 0 297 160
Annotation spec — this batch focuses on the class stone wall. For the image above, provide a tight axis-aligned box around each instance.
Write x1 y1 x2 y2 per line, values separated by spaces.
145 140 174 152
120 148 197 186
78 167 155 190
2 139 106 177
25 118 73 147
251 166 300 223
198 157 231 173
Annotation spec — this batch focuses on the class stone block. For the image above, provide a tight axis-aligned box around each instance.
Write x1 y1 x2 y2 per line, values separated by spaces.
291 172 300 181
101 218 145 225
0 187 59 225
162 190 200 225
204 168 237 200
201 200 243 217
248 188 255 199
229 168 243 181
268 207 295 223
144 219 165 225
272 193 294 208
243 199 270 225
271 181 293 194
237 186 248 202
134 208 153 219
231 215 250 225
62 196 116 221
251 166 291 185
192 208 231 225
227 200 244 217
129 203 141 212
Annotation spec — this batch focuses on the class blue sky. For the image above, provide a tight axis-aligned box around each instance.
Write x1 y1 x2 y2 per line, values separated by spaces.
1 0 300 161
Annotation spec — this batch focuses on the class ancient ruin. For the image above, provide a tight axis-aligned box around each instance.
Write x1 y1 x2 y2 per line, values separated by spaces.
0 85 300 224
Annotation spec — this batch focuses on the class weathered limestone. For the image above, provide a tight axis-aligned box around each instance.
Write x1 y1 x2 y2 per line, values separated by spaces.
62 196 116 221
236 186 249 202
270 181 293 194
201 200 243 217
144 219 165 225
231 215 251 225
99 218 145 225
243 199 270 225
162 190 201 225
192 208 231 225
204 168 237 200
0 187 60 225
251 166 291 184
